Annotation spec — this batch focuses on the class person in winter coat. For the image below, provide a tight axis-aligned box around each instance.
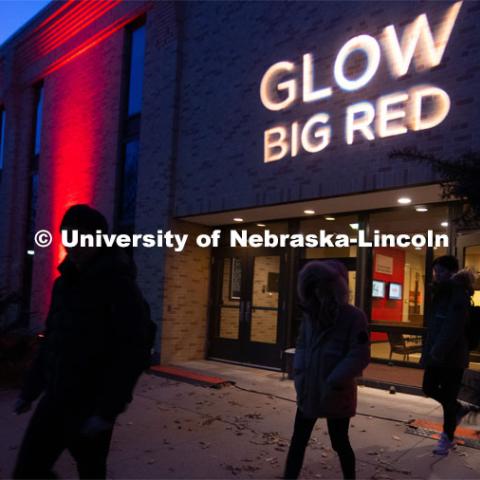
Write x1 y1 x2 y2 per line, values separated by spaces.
13 205 150 479
284 260 370 480
421 255 474 455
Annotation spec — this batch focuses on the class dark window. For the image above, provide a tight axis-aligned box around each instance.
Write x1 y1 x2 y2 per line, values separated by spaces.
118 139 139 229
27 173 39 250
22 84 44 320
127 24 145 117
116 21 145 233
0 108 6 172
29 85 44 244
34 87 44 156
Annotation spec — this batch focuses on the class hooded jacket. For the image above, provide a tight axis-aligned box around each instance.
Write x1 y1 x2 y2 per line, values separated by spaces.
293 260 370 419
294 305 370 419
21 247 149 421
421 269 474 370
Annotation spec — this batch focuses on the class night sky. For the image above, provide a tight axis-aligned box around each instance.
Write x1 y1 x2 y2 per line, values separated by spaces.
0 0 51 45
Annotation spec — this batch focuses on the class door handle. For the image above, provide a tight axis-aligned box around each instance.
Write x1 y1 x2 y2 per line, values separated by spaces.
244 300 251 323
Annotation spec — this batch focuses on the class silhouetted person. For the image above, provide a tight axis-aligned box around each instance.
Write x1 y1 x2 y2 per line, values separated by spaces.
284 260 370 480
421 255 473 455
13 205 150 479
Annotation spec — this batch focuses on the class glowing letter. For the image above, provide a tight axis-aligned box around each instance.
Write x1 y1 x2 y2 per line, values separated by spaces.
301 113 331 153
408 85 451 131
376 91 408 138
260 61 298 111
334 35 381 91
303 53 332 103
381 1 463 78
264 126 289 162
346 102 375 144
291 122 300 157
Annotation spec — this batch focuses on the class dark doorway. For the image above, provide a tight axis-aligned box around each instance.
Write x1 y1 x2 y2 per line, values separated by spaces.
208 247 287 369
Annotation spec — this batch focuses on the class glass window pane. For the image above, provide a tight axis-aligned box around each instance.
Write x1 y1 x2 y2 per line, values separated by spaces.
299 214 359 259
0 109 6 170
465 246 480 307
27 173 39 248
251 255 280 344
299 214 359 305
464 245 480 369
219 257 241 339
127 25 145 116
119 140 139 227
369 204 449 364
34 87 43 156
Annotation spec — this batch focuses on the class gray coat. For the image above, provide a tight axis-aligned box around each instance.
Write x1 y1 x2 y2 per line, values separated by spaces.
293 304 370 419
421 270 473 370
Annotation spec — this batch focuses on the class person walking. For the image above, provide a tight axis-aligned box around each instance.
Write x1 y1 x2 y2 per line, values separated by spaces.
284 260 370 480
13 204 151 479
421 255 474 455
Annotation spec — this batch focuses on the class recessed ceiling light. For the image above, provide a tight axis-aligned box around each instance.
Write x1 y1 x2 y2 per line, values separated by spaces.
325 216 336 221
27 250 35 256
233 217 244 222
398 197 412 205
349 223 359 230
415 247 422 251
257 223 266 227
441 221 449 227
304 209 315 215
415 206 428 212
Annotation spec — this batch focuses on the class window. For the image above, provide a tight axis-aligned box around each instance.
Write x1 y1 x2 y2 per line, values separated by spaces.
28 85 44 244
116 21 146 232
118 139 139 230
0 108 6 173
368 204 449 365
34 87 44 157
22 84 44 319
299 214 359 305
127 24 145 116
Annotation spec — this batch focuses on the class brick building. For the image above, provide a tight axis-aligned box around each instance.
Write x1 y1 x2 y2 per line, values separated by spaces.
0 1 479 385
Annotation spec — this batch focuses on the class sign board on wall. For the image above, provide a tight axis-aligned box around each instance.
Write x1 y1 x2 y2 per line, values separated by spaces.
259 1 463 163
375 254 394 275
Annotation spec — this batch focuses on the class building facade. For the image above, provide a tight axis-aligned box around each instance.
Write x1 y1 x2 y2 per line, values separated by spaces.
0 1 479 381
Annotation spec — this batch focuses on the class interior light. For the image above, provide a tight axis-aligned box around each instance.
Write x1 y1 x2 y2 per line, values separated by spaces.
304 209 315 215
350 223 359 230
233 218 244 223
325 216 336 221
27 250 35 256
257 223 266 227
398 197 412 205
441 221 449 227
415 206 428 212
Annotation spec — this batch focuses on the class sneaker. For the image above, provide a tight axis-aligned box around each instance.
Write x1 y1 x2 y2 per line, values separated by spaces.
433 432 455 455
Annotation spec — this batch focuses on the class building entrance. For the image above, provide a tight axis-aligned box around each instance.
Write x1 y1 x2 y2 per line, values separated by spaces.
208 246 287 369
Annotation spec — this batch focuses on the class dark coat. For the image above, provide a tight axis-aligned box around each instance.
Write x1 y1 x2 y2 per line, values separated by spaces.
421 270 473 370
293 304 370 419
21 247 148 421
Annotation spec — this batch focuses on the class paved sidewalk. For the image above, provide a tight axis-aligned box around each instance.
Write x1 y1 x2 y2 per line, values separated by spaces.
1 360 479 479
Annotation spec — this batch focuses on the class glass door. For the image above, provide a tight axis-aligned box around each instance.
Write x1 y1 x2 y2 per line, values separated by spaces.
457 231 480 370
208 247 286 368
208 249 247 363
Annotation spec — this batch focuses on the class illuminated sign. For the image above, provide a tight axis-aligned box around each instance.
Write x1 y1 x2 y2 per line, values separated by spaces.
260 1 462 163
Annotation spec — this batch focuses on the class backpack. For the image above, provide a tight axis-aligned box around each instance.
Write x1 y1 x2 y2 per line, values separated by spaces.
466 304 480 351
